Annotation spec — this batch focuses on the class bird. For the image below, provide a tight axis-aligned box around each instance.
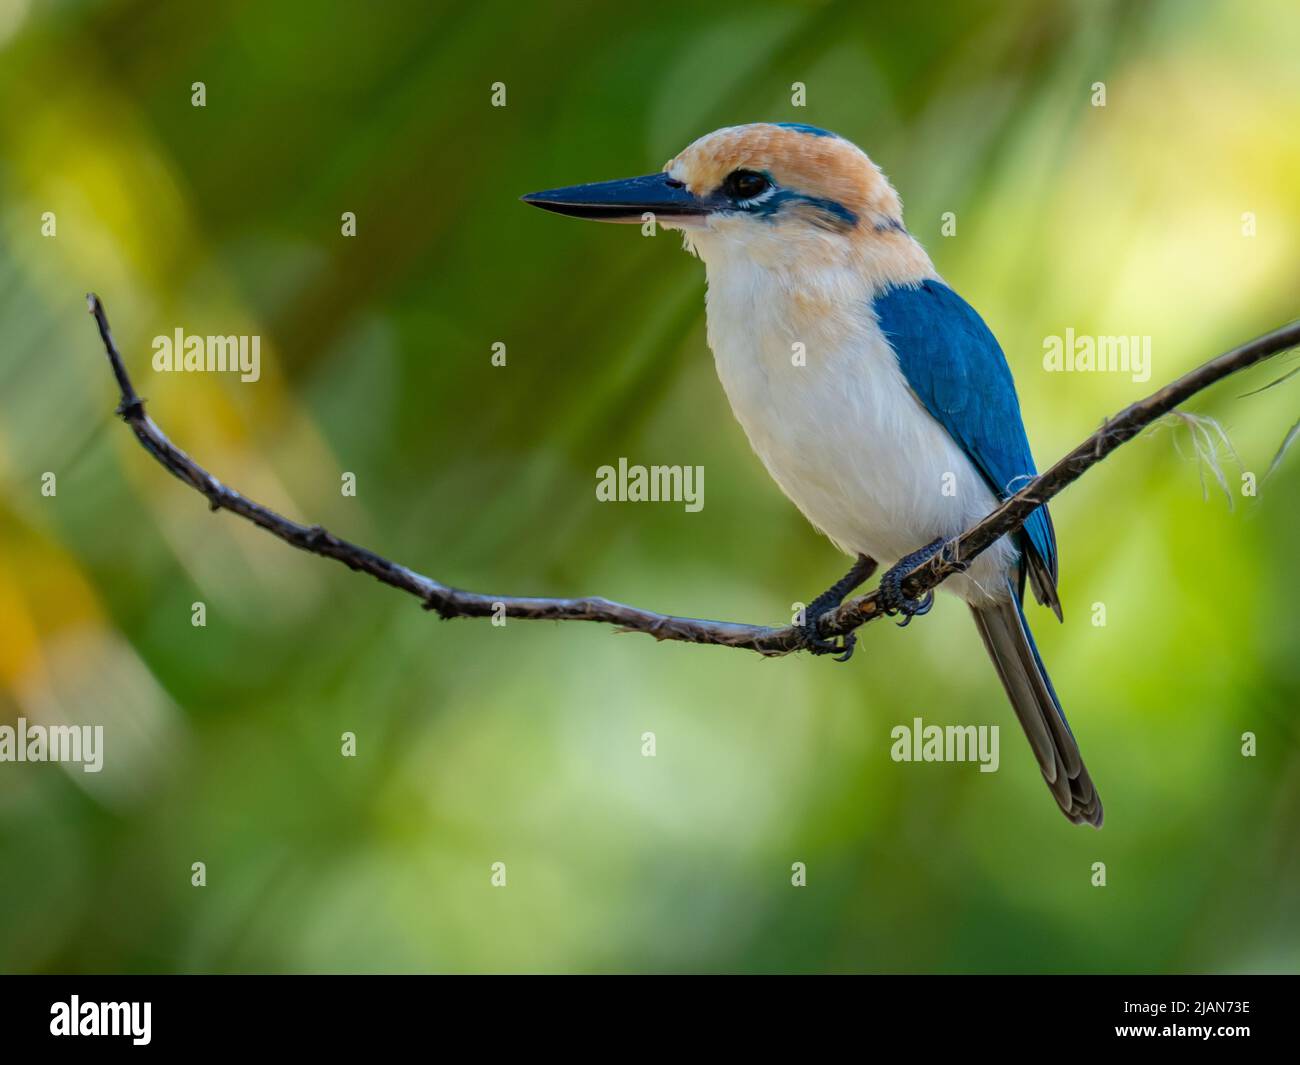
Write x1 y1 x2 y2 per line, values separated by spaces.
521 122 1101 827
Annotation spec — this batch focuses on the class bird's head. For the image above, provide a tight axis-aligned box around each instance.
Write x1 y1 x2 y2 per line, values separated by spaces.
522 123 917 270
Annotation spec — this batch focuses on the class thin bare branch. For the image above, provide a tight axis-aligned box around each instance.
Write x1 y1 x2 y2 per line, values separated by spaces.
86 294 1300 656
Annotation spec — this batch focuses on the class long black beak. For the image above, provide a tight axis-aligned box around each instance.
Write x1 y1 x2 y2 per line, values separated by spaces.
521 172 716 223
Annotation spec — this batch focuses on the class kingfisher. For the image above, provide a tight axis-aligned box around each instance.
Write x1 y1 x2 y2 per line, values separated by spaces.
522 122 1101 827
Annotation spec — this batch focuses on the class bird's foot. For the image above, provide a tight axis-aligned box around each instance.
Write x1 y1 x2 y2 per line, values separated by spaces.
797 554 877 662
878 538 945 627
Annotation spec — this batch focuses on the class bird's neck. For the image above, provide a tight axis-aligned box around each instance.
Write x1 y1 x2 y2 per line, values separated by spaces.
697 227 939 390
692 225 937 303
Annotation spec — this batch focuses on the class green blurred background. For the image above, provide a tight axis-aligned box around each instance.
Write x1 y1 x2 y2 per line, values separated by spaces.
1 0 1297 973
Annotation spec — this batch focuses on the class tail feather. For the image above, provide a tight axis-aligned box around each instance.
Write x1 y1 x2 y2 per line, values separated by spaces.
1024 548 1063 623
970 590 1102 828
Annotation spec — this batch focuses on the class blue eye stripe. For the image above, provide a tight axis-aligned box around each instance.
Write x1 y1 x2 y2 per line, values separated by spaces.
774 122 840 139
797 193 858 227
740 187 858 230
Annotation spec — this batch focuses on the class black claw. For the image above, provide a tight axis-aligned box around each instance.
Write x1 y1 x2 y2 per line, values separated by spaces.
798 624 856 660
878 539 944 625
831 632 857 662
894 591 934 627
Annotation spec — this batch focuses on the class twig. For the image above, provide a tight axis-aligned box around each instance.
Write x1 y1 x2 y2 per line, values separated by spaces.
86 294 1300 656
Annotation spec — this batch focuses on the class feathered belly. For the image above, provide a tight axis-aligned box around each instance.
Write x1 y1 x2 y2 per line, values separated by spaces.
707 312 1018 604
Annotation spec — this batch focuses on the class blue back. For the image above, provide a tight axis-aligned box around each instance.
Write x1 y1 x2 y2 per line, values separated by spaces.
872 279 1058 585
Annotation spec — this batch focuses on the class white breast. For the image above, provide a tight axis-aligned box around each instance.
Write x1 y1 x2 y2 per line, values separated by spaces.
701 253 1018 605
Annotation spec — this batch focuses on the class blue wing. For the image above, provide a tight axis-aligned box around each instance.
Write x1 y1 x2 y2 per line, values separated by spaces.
872 279 1059 607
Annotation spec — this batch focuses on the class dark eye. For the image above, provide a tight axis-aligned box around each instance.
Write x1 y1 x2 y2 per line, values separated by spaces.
723 169 771 202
